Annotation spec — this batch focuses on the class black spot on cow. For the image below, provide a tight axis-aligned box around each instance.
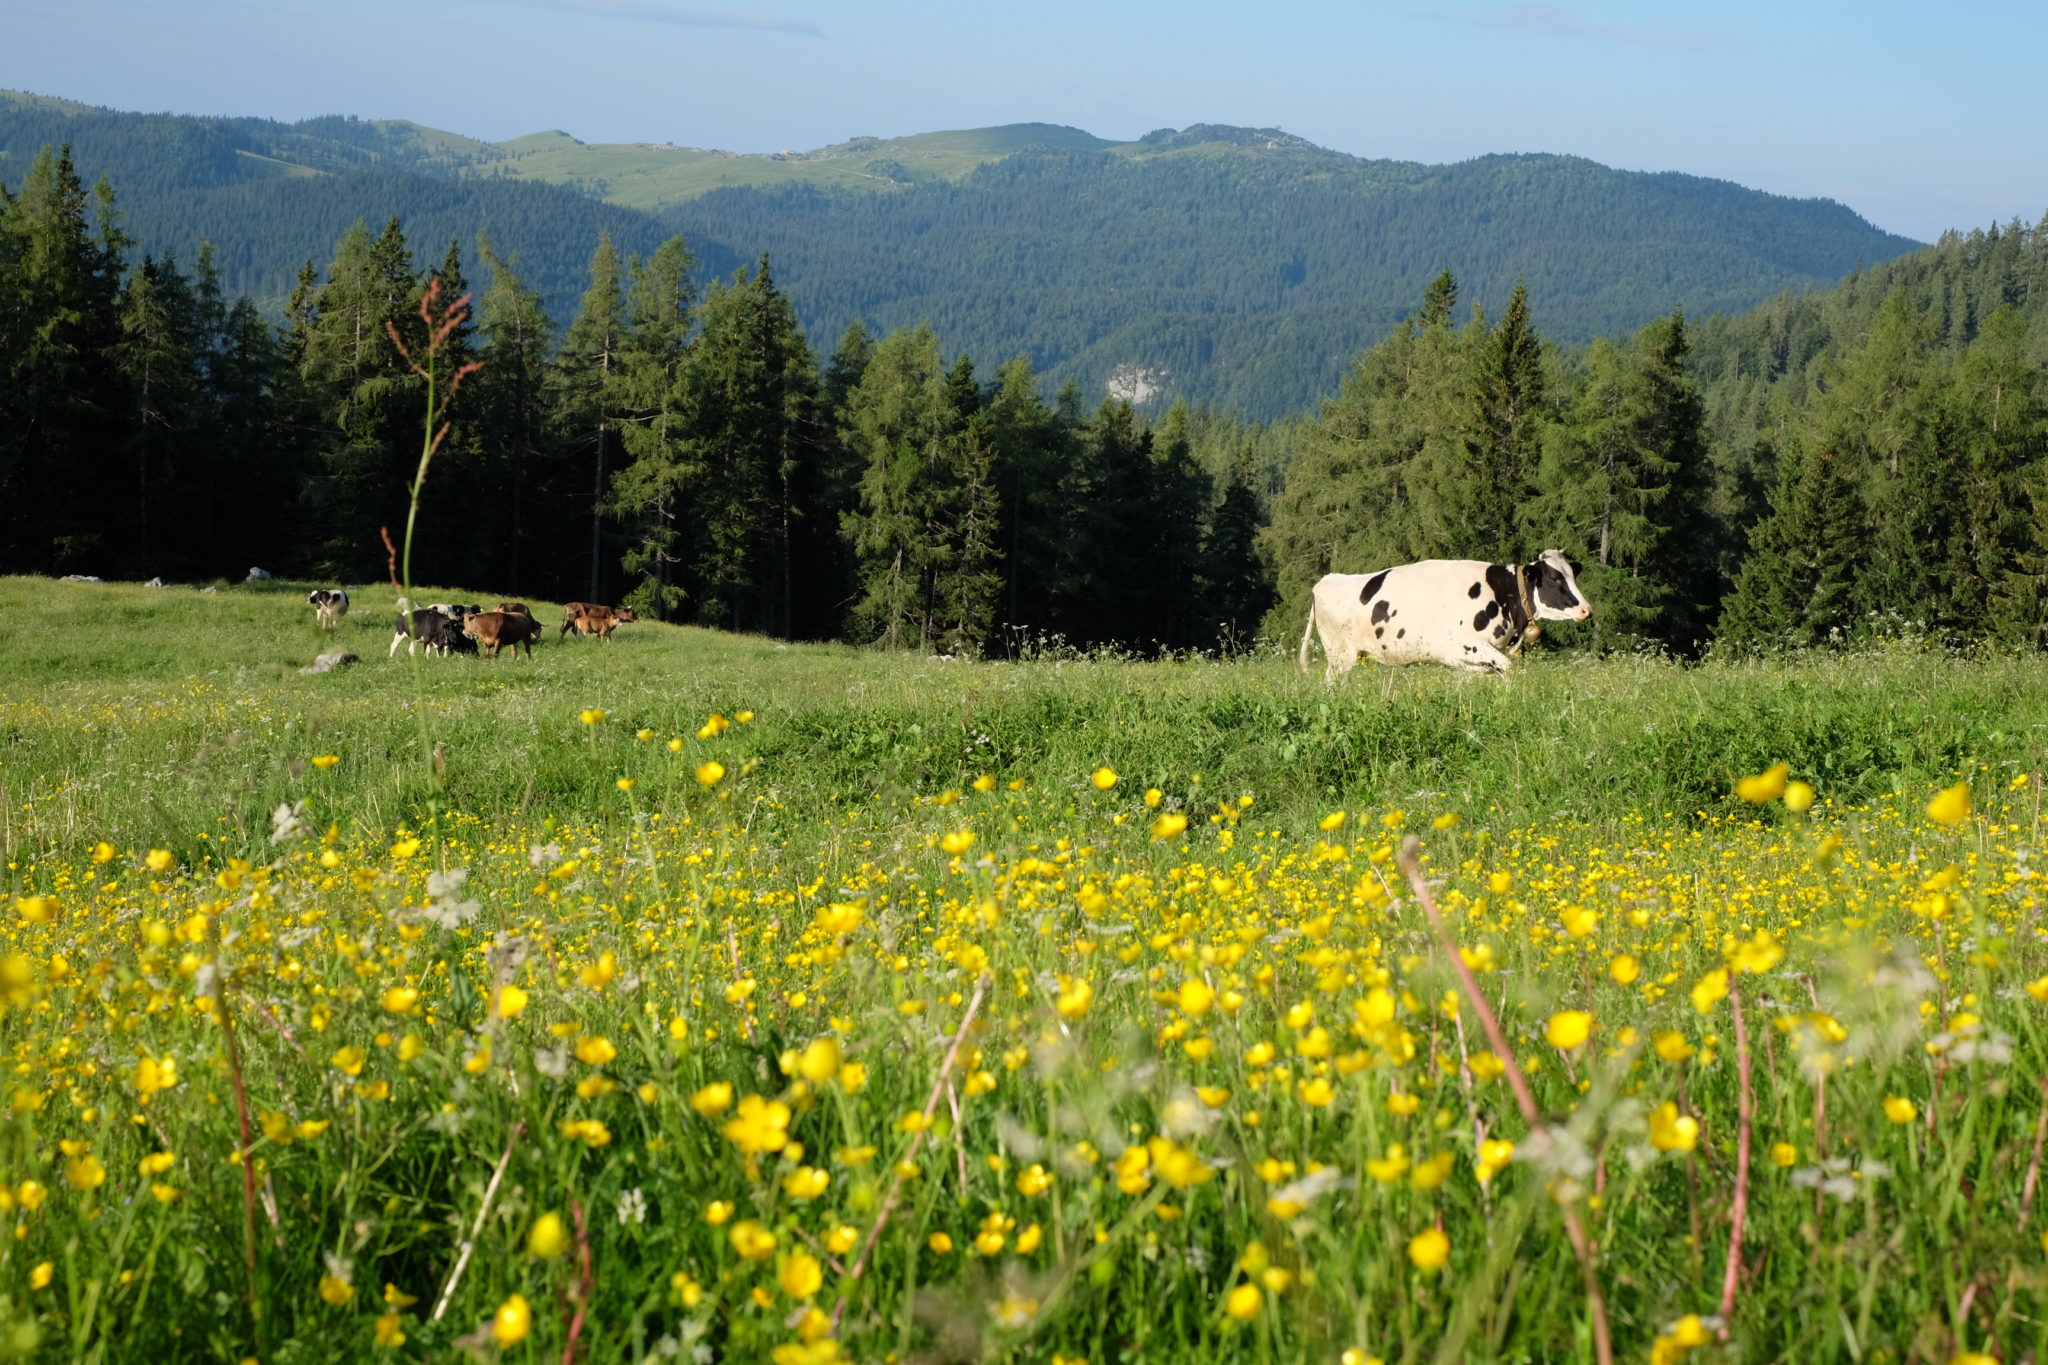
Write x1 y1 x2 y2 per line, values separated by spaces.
1483 562 1531 640
1473 600 1499 633
1463 644 1475 653
1374 626 1384 638
1357 571 1388 607
1370 600 1391 625
1468 582 1482 599
1396 628 1405 639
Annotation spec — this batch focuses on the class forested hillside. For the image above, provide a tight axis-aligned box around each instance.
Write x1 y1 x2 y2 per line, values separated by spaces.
0 91 1919 418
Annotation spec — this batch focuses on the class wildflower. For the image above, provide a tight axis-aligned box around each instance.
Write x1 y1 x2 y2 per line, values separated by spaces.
939 830 975 856
1319 811 1346 831
1147 1137 1214 1190
730 1220 778 1260
1726 931 1783 975
332 1046 367 1077
528 1212 569 1259
64 1154 106 1191
319 1275 355 1306
1224 1283 1262 1320
778 1250 823 1300
1648 1103 1700 1153
15 896 56 925
616 777 636 792
782 1167 830 1200
133 1055 178 1098
495 984 528 1019
1690 970 1729 1014
1884 1096 1917 1124
374 1314 406 1348
928 1232 954 1254
493 1294 532 1347
1366 1146 1411 1183
138 1152 175 1176
1770 1142 1798 1168
579 709 606 726
797 1037 842 1084
1475 1139 1515 1184
1653 1031 1698 1063
29 1263 52 1290
1927 782 1972 826
1735 762 1789 803
1091 767 1118 790
1297 1077 1336 1107
696 761 726 786
145 849 175 874
1152 812 1189 840
1785 780 1816 813
724 1094 792 1155
574 1035 617 1066
1609 955 1641 986
1055 978 1094 1021
1178 978 1216 1015
1407 1227 1450 1272
311 754 340 769
578 950 619 990
1546 1010 1593 1051
380 987 419 1015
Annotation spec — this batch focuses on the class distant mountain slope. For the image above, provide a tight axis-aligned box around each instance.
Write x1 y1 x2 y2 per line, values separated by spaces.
667 142 1921 416
0 91 1922 417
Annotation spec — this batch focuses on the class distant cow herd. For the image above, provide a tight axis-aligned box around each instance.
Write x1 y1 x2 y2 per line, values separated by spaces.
301 554 1590 679
303 591 637 660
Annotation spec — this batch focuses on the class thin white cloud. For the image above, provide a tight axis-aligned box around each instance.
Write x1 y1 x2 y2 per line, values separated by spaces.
1446 4 1740 51
483 0 822 37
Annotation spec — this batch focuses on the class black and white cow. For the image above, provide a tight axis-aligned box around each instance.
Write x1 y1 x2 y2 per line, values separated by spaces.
389 602 481 658
307 588 350 629
1299 550 1591 678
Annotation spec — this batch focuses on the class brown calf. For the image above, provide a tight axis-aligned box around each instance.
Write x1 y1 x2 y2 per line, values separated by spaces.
559 602 638 641
463 609 543 660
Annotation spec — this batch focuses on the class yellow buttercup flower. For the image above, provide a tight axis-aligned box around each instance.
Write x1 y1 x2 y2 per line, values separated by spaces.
1884 1096 1917 1124
528 1211 569 1258
696 761 726 786
492 1293 531 1346
1545 1010 1593 1051
1927 782 1972 826
1224 1283 1262 1320
1734 762 1789 804
1091 767 1118 790
311 754 340 769
1407 1227 1450 1271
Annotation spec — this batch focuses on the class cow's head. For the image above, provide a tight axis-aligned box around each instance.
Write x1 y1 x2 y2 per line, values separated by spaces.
615 608 639 624
1526 550 1591 621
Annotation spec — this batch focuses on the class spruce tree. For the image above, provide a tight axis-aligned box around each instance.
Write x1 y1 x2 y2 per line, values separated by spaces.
472 237 557 593
556 233 628 600
1717 437 1867 649
608 237 697 619
1447 282 1546 559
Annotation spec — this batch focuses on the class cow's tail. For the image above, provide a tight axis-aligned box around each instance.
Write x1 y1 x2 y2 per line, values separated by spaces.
1298 601 1317 674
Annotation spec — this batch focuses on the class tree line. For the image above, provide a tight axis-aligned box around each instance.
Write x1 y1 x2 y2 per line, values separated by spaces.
4 141 2045 657
0 145 1270 655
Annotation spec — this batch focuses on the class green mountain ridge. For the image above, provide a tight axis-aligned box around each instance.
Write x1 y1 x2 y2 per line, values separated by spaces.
0 88 1925 417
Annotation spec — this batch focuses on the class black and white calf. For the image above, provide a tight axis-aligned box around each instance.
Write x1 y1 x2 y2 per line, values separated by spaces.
307 588 350 629
389 601 481 657
1299 550 1591 678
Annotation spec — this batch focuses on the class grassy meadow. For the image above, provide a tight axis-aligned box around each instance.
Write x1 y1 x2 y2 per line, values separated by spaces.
3 575 2047 1364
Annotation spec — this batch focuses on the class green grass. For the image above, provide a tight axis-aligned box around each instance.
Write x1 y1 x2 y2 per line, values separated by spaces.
5 576 2048 1364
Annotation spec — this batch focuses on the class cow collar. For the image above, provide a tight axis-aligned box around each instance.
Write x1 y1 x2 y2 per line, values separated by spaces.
1508 563 1536 655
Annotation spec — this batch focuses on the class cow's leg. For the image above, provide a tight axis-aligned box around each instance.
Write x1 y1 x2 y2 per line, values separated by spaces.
389 631 405 659
1459 641 1513 675
1322 627 1360 683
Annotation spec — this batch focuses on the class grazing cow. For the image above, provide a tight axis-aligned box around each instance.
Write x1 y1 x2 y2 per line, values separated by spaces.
389 605 479 658
307 589 350 629
559 602 638 641
463 609 543 660
1300 549 1591 679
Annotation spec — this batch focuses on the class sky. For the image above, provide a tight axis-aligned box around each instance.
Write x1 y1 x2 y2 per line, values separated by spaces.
5 0 2041 242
